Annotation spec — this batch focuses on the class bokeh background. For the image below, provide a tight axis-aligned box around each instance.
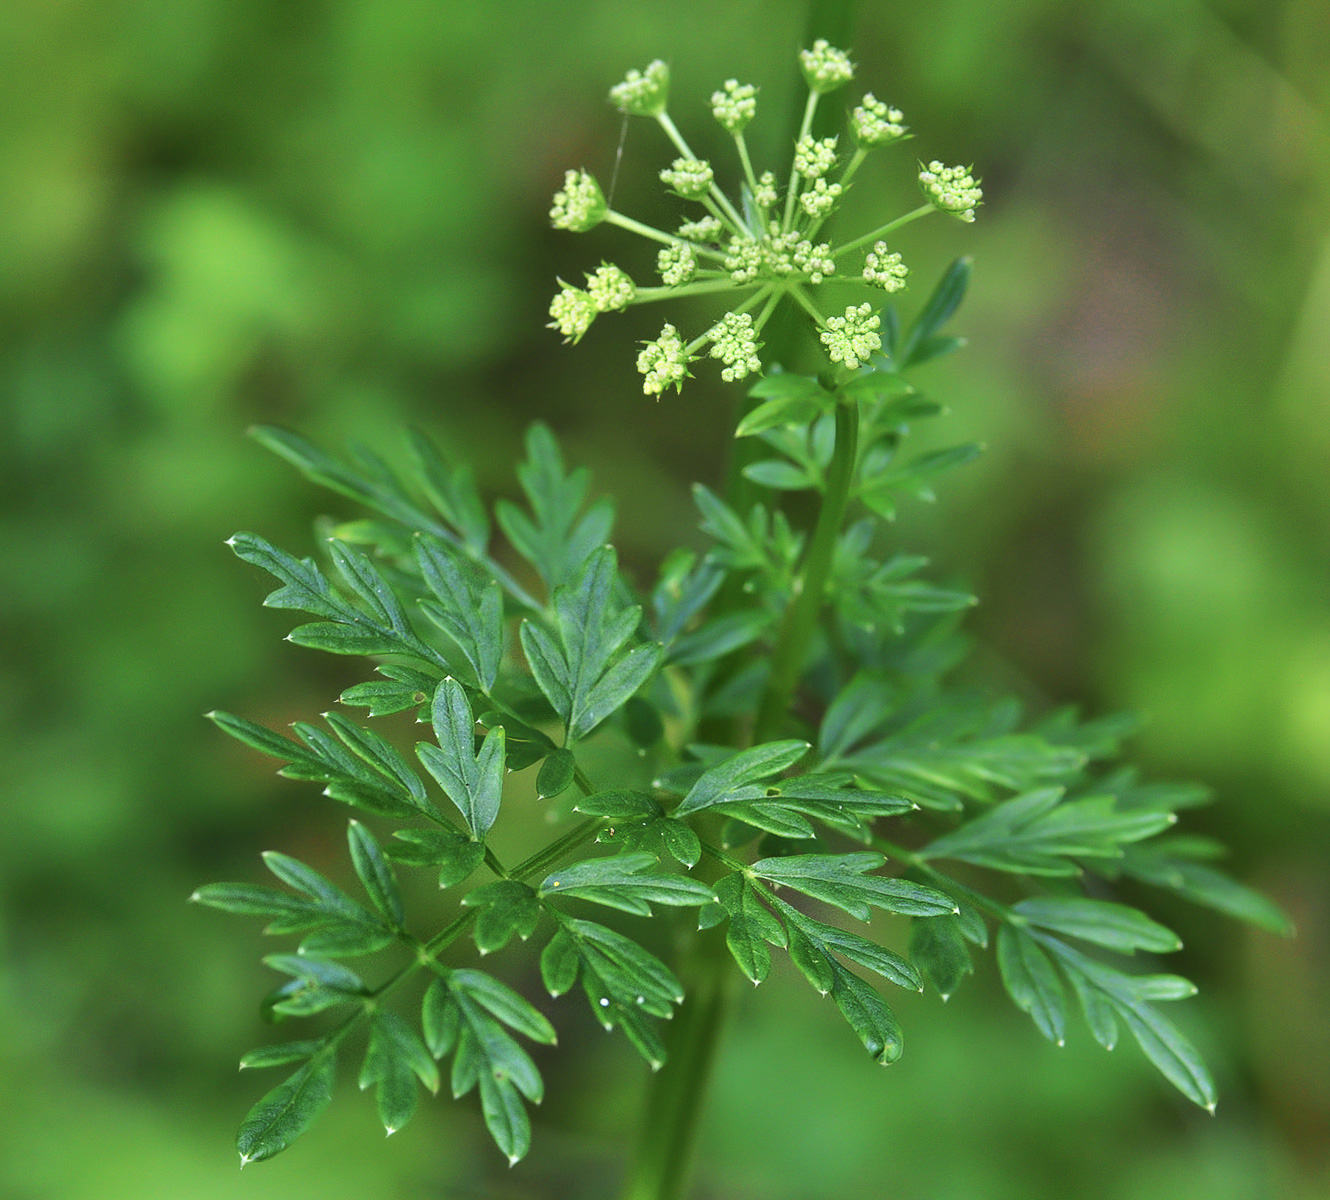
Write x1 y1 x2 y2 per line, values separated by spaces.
2 0 1328 1197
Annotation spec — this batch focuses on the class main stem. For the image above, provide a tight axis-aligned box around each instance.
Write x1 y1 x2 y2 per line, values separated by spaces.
617 401 860 1200
753 399 859 742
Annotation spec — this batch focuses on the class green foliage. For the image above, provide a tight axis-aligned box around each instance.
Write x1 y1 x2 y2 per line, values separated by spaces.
194 46 1287 1183
198 256 1281 1167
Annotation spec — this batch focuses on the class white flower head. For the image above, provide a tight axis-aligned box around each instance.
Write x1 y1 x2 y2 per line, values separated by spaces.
707 312 763 382
919 160 983 222
550 170 607 232
799 40 855 94
660 158 714 200
863 242 908 291
851 94 908 147
678 215 723 243
711 79 758 133
610 60 669 117
799 178 843 220
549 284 598 343
657 241 697 287
794 135 839 180
637 324 692 396
753 171 779 210
586 264 636 311
821 302 882 369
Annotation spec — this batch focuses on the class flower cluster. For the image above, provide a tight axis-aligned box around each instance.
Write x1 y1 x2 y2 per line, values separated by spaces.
547 44 981 396
918 160 983 222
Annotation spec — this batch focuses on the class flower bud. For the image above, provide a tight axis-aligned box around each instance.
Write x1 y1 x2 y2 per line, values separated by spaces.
637 324 692 396
659 158 714 201
918 161 983 223
799 40 854 94
863 242 909 292
851 94 908 147
711 80 757 133
548 284 598 343
657 242 697 287
821 303 882 370
550 170 607 232
586 264 636 312
610 60 669 117
707 312 762 382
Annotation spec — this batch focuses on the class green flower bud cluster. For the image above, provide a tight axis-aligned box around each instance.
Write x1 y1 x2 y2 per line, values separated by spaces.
657 241 697 287
660 158 715 200
546 44 981 395
794 135 839 180
919 160 983 222
852 94 908 147
707 312 762 382
821 303 882 369
548 262 638 343
550 170 607 232
610 59 669 117
710 79 757 133
637 324 691 395
863 241 909 291
799 39 855 94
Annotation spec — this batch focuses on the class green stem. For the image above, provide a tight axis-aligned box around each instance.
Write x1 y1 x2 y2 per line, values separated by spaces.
634 279 757 305
782 90 821 233
657 112 749 234
834 204 933 259
752 398 859 742
618 925 738 1200
606 211 729 263
734 132 760 203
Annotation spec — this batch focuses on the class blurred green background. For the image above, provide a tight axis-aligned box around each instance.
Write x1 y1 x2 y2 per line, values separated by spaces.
2 0 1328 1197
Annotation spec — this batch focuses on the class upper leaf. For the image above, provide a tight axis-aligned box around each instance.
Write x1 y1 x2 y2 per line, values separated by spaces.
520 546 662 742
495 423 615 593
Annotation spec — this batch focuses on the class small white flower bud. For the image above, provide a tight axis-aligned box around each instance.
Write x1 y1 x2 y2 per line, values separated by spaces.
711 79 758 133
637 324 691 396
586 264 636 311
678 216 723 243
799 40 854 94
660 158 714 200
725 236 763 284
794 135 839 181
919 160 983 222
799 178 843 220
707 312 763 382
657 242 697 287
851 94 908 147
610 60 670 117
548 284 598 343
863 242 909 291
550 170 607 232
793 240 835 284
821 302 882 369
753 171 779 210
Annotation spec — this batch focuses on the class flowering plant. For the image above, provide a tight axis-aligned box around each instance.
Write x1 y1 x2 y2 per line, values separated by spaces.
197 40 1284 1200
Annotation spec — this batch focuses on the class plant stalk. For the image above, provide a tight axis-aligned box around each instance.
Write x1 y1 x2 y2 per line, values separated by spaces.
752 398 859 742
619 7 859 1193
618 924 738 1200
